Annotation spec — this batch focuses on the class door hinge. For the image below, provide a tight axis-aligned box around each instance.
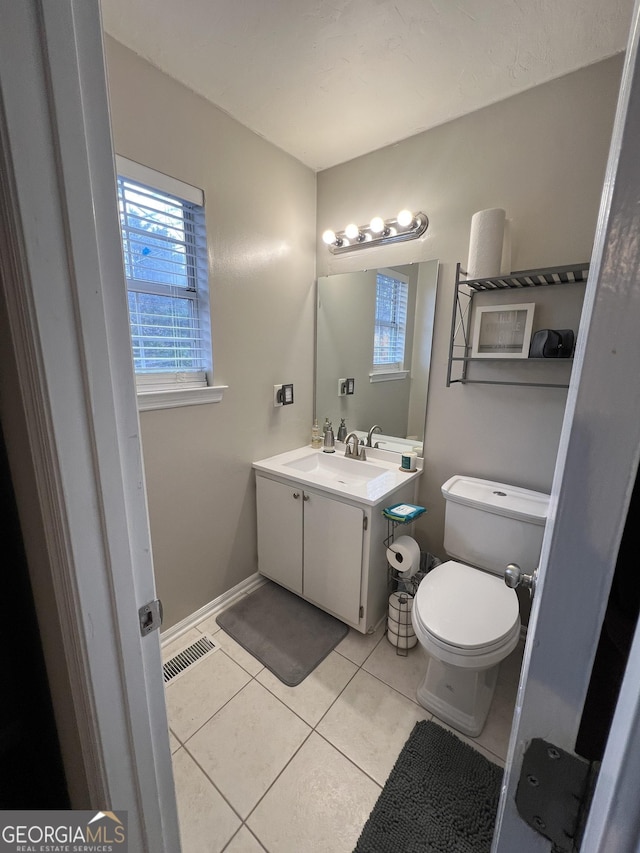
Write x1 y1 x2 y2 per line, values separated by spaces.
363 516 368 531
139 599 163 637
516 738 600 852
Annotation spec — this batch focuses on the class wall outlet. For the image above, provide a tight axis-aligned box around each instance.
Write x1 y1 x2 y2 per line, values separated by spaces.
273 384 294 407
338 377 355 396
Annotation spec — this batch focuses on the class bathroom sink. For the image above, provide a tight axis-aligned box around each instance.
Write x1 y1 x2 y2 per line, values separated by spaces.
253 446 422 506
282 451 385 484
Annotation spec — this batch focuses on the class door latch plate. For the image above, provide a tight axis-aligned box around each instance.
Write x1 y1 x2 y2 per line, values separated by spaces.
139 598 163 636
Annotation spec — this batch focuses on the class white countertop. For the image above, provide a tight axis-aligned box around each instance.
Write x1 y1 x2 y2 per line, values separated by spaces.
253 444 422 506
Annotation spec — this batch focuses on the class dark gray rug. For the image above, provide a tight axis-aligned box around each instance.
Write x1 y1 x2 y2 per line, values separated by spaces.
216 581 349 686
355 720 502 853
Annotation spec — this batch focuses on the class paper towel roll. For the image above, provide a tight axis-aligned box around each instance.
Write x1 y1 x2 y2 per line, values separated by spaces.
467 208 506 279
386 535 421 578
500 218 512 275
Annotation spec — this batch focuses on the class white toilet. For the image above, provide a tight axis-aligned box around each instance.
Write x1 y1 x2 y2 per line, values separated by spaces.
411 475 549 737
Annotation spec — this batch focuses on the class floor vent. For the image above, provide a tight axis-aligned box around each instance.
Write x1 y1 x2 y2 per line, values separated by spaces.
163 633 218 684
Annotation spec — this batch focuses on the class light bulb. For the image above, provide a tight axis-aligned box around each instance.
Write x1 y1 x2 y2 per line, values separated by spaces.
397 209 414 227
322 229 336 245
370 216 385 234
345 223 360 240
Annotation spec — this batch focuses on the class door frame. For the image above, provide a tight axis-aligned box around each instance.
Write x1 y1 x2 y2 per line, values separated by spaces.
0 1 179 849
494 0 640 849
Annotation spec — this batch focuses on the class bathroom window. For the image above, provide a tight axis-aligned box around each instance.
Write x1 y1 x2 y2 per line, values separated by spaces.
372 269 409 371
116 157 211 392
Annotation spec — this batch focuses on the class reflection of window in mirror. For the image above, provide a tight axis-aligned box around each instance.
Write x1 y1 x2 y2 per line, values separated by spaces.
372 268 409 372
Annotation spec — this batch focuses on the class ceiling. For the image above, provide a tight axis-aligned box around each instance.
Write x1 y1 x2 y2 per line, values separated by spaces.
101 0 634 172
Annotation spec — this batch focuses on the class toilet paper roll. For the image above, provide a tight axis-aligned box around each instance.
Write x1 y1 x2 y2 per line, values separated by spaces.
388 591 414 616
386 535 421 579
467 208 506 279
387 622 418 649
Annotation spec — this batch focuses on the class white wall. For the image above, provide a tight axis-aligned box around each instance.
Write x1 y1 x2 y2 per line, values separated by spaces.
105 38 316 628
316 56 623 565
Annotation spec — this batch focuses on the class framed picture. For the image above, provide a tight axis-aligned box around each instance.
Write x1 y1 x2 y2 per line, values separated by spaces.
471 302 535 359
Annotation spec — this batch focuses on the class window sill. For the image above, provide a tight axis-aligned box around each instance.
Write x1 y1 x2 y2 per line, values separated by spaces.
137 385 228 411
369 370 410 383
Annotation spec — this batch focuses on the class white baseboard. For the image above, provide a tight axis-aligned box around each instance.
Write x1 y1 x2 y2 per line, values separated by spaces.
160 572 267 647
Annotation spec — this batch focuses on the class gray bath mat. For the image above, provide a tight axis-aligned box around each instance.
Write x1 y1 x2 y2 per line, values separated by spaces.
216 581 349 686
355 720 502 853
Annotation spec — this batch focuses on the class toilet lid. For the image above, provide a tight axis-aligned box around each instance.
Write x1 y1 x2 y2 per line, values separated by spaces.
415 560 519 649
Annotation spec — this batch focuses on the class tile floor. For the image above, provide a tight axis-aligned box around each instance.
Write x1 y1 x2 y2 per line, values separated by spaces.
163 601 524 853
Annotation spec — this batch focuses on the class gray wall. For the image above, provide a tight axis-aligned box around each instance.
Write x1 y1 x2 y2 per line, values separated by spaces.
106 40 622 630
105 38 316 628
317 56 623 562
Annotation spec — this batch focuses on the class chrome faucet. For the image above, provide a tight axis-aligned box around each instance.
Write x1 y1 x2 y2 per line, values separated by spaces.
344 432 366 461
367 424 383 447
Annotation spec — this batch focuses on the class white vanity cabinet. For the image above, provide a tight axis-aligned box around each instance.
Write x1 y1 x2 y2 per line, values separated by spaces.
256 476 364 624
255 469 418 632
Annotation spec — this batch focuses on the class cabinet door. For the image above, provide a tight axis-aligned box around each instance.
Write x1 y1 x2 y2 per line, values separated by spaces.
303 491 364 625
256 476 303 594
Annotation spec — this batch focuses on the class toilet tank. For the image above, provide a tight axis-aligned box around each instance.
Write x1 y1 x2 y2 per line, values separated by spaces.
441 476 549 576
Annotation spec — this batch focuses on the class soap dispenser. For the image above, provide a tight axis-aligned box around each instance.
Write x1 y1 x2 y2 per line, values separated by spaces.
323 422 335 453
337 418 347 442
323 417 330 434
311 418 322 449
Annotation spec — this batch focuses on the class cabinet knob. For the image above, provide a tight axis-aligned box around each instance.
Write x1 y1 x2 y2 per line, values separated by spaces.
303 494 310 502
293 492 300 499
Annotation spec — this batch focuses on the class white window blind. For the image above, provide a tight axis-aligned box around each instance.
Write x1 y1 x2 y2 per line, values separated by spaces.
116 158 210 389
373 268 409 370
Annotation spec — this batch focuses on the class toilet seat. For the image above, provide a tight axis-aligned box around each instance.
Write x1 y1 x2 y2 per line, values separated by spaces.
411 561 520 668
414 561 519 648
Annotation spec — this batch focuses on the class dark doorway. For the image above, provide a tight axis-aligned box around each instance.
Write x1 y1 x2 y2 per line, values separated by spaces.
0 426 69 807
576 468 640 761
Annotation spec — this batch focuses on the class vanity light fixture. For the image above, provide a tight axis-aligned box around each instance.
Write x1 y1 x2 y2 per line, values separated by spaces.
322 210 428 254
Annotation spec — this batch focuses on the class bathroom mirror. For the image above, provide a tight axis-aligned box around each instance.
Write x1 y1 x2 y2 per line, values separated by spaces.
315 259 439 456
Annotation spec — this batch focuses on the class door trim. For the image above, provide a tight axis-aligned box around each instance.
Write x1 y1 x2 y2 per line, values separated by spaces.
493 2 640 849
0 1 179 848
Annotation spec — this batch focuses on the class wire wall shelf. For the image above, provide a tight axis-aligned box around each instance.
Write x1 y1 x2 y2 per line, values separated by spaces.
447 262 589 389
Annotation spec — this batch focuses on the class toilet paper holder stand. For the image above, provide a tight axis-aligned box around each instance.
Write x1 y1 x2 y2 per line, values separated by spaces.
384 518 422 590
384 517 420 657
